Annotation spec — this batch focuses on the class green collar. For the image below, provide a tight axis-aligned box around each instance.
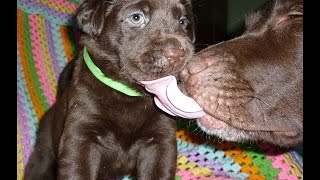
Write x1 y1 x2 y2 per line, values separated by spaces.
83 47 142 97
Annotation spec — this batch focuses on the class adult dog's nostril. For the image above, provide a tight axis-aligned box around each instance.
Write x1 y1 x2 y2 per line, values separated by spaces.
163 47 185 59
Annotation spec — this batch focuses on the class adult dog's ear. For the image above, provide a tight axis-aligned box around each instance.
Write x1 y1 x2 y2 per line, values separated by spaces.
76 0 106 36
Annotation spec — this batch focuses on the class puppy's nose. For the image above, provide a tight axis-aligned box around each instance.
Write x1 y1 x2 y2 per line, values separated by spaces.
163 47 185 59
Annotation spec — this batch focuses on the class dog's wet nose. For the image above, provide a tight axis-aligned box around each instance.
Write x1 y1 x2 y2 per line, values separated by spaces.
163 47 185 60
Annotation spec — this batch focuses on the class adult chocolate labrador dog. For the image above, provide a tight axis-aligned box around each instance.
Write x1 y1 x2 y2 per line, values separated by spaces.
181 0 303 147
24 0 195 179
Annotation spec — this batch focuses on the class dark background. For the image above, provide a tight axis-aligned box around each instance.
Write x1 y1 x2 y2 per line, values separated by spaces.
193 0 266 51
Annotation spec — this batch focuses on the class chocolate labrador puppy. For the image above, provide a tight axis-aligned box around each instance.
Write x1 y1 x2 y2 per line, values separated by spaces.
181 0 303 147
24 0 195 179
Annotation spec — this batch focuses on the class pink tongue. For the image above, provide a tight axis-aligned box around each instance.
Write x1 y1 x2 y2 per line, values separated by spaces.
140 76 206 119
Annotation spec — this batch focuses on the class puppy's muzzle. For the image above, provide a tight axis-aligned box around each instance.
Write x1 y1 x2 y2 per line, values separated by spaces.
154 46 185 67
153 37 189 72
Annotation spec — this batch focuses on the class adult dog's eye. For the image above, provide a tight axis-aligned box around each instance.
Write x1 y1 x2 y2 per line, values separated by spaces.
275 11 302 27
127 12 145 27
179 16 189 28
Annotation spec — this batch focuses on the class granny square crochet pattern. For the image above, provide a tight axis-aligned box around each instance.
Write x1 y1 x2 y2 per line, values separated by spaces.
17 0 303 179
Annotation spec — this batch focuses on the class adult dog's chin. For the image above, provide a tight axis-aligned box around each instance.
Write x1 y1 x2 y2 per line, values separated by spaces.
196 115 302 147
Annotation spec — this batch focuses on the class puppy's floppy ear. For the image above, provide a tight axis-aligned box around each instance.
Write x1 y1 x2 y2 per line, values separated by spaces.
76 0 106 35
185 0 196 43
191 27 196 43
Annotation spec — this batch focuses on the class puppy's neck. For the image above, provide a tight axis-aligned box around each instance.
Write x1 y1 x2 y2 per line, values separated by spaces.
82 47 142 97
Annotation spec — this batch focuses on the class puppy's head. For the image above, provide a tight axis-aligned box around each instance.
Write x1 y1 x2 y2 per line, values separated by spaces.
76 0 195 82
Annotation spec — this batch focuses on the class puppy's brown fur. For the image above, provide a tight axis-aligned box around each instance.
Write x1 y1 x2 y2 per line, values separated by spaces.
24 0 195 179
181 0 303 147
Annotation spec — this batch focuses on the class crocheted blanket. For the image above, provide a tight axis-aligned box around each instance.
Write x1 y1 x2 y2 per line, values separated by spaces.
17 0 303 179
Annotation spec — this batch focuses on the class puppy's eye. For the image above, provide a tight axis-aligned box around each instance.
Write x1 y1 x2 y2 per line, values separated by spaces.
179 16 189 28
132 14 141 22
127 12 145 27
